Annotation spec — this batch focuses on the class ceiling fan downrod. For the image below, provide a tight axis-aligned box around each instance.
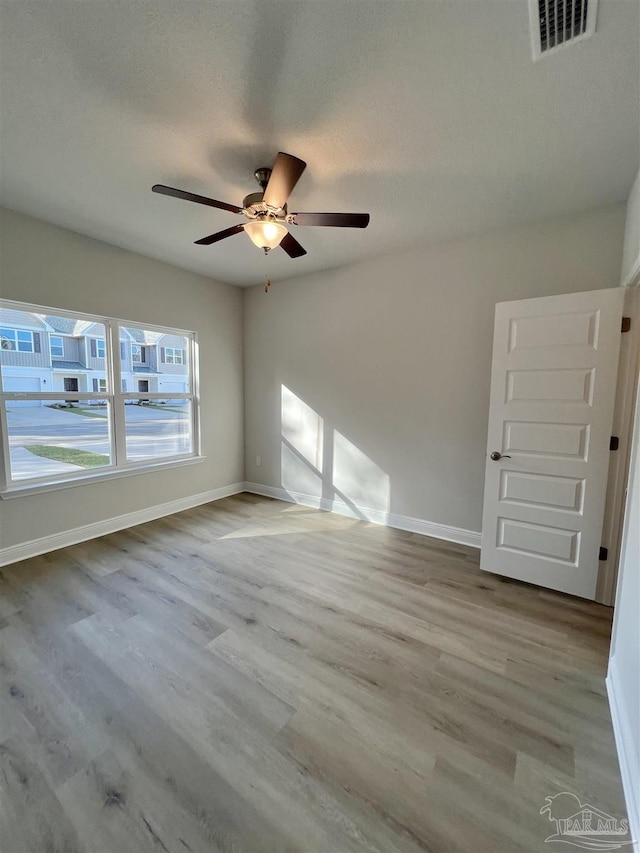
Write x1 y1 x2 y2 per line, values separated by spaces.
254 167 272 191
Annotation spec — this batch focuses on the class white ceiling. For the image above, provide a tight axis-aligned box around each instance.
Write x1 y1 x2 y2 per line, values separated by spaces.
1 1 638 287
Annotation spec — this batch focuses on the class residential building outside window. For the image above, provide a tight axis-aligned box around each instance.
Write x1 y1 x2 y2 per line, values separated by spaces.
0 301 199 494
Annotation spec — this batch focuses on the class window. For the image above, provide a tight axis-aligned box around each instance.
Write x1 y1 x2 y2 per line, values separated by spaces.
50 336 64 357
162 347 184 365
131 345 146 363
121 327 191 463
90 338 106 359
0 301 199 493
1 328 35 353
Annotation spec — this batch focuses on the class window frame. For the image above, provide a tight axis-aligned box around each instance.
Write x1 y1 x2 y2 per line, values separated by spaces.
131 344 146 364
1 328 35 353
162 346 185 365
0 300 201 497
96 338 106 359
50 335 64 357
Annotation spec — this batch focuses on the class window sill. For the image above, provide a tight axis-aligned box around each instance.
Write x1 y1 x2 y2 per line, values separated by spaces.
0 455 206 500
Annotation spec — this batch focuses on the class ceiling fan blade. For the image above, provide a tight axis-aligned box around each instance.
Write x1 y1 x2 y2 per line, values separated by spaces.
194 224 245 245
289 212 370 228
280 231 307 258
263 153 307 210
152 184 242 215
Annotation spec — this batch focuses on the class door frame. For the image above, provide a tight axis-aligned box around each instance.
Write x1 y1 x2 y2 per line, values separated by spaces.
597 281 640 605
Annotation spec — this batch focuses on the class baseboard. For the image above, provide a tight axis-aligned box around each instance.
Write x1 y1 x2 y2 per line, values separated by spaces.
607 657 640 852
243 482 481 548
0 482 245 567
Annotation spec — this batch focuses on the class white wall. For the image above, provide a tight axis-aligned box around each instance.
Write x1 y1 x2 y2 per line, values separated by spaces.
0 208 244 552
244 204 626 535
606 169 640 849
608 361 640 847
621 169 640 287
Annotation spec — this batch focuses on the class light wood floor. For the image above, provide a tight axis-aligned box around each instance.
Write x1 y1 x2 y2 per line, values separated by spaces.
0 493 627 853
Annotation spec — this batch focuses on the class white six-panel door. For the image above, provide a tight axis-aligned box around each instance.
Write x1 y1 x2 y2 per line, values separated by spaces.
480 288 625 599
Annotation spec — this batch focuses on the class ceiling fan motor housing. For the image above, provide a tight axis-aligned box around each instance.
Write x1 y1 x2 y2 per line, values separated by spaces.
242 191 287 219
243 167 289 218
242 191 266 210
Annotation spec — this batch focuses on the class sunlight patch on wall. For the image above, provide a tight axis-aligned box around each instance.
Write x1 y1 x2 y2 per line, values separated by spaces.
280 384 389 522
281 384 323 498
333 430 390 520
281 385 323 470
282 440 323 496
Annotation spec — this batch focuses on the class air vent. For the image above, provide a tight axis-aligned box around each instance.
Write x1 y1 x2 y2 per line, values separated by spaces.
529 0 598 61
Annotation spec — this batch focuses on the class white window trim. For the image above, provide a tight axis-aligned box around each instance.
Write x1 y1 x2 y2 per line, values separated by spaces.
162 346 185 365
131 344 145 363
50 335 64 357
0 300 200 497
0 328 35 353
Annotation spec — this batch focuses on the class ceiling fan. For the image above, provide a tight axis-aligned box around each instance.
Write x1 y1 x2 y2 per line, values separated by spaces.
152 152 370 259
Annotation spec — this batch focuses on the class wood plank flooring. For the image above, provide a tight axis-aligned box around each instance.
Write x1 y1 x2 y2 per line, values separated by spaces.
0 493 628 852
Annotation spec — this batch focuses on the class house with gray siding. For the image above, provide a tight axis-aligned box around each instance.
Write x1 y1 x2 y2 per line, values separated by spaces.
0 311 53 401
0 310 189 405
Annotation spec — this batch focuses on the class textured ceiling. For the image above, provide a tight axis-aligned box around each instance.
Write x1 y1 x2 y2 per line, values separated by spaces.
0 0 638 287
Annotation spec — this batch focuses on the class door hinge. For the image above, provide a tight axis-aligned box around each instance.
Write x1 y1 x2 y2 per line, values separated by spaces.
610 436 619 451
621 317 631 333
599 546 608 561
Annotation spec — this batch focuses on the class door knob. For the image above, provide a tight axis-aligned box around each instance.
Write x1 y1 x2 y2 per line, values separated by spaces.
490 451 511 461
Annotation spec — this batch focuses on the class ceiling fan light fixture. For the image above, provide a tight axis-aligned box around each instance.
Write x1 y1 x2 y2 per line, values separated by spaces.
244 219 288 250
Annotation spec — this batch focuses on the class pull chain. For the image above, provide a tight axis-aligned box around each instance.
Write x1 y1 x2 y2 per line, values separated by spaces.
264 247 271 293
